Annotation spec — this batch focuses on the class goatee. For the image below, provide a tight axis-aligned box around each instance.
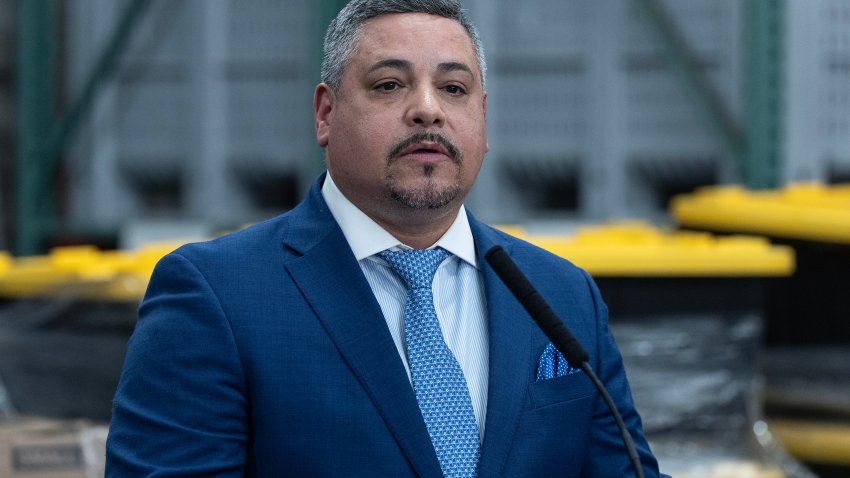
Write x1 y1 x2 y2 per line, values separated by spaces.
385 132 463 210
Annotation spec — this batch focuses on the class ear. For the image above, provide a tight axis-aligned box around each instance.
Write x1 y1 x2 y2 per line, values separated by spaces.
314 83 334 148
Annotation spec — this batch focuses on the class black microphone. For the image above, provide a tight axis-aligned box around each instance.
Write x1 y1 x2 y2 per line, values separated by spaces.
485 245 645 478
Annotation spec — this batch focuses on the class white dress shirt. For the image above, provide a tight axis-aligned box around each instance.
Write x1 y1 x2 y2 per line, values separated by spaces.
321 173 489 438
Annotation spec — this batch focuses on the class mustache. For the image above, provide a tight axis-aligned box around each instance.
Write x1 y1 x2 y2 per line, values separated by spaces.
387 132 461 162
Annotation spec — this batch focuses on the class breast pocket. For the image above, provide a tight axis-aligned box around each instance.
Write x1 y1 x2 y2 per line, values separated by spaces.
527 371 596 409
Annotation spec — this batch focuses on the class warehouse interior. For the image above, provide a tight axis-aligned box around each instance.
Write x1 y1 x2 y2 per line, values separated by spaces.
1 0 849 476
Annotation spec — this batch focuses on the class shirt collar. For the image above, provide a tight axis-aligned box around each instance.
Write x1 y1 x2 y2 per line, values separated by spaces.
321 172 478 268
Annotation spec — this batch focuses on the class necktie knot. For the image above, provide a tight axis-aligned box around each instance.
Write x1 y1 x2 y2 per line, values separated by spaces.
379 247 449 290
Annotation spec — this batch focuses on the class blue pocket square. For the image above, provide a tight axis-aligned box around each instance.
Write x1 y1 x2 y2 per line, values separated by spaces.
536 343 582 381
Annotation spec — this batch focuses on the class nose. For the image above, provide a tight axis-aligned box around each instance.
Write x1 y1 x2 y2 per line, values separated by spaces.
405 85 445 128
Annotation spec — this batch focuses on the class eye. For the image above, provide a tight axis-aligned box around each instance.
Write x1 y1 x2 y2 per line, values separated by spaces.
443 84 467 96
376 81 399 92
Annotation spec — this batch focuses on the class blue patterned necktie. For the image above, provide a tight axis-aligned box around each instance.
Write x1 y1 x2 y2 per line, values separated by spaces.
379 247 480 477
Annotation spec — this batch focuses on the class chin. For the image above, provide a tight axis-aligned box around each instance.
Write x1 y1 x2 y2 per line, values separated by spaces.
388 181 462 210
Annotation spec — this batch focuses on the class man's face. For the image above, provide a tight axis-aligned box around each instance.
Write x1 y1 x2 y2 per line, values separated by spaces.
315 13 488 226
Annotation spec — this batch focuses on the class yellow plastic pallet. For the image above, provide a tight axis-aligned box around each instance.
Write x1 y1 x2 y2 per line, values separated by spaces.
769 419 850 466
0 222 794 301
0 242 184 301
0 251 11 275
671 183 850 245
505 222 794 277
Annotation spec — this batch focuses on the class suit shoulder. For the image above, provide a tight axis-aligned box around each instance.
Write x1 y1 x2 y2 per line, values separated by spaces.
171 212 295 266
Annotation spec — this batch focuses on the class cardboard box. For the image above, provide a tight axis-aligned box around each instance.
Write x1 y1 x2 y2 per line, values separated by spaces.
0 417 107 478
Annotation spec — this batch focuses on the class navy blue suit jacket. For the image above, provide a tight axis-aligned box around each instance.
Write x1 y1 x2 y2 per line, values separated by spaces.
106 175 662 477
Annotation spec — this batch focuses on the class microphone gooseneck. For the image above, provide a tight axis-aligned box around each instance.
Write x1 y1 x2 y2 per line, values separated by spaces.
484 246 589 366
484 245 645 478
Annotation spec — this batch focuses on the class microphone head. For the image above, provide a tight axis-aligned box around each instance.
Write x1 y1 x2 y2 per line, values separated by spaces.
484 245 508 266
485 245 506 261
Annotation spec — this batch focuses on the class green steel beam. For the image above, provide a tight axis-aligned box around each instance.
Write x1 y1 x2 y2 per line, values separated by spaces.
634 0 746 174
15 0 151 255
16 0 58 256
45 0 152 172
743 0 783 189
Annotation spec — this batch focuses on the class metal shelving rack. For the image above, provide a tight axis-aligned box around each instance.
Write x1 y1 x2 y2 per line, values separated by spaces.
11 0 849 252
65 0 317 241
466 0 744 224
784 0 850 184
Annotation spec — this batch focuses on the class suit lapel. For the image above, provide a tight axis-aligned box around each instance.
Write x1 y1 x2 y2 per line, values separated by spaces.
470 217 548 477
282 183 548 477
283 182 443 478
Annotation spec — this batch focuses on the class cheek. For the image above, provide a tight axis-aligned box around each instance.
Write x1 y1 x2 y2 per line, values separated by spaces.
329 119 395 178
347 110 395 151
455 112 487 176
458 122 488 158
334 116 375 153
455 105 487 140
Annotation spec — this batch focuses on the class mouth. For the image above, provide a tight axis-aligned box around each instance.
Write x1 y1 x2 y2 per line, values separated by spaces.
399 141 450 159
388 133 461 164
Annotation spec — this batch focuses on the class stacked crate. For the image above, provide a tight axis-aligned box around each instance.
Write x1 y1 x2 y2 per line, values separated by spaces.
466 0 742 223
65 0 317 237
63 1 850 234
784 0 850 183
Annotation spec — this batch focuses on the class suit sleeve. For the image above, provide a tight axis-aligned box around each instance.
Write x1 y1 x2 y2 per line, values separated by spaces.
106 252 249 477
578 270 666 478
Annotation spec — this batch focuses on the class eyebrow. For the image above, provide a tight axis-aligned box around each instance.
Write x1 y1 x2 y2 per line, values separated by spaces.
367 59 413 74
437 61 474 77
367 59 475 78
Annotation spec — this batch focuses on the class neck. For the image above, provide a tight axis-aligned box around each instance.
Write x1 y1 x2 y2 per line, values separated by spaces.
323 173 466 250
372 205 461 250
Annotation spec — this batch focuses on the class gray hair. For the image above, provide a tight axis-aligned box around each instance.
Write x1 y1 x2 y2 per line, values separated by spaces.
321 0 487 92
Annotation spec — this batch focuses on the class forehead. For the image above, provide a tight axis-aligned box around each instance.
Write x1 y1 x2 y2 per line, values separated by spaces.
350 13 479 74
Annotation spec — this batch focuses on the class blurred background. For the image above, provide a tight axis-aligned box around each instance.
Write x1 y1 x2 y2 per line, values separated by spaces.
1 0 849 251
0 0 849 477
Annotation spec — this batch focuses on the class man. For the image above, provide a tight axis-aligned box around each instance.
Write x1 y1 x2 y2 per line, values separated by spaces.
106 0 664 476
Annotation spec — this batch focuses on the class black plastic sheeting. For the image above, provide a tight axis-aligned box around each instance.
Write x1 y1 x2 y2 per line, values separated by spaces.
0 292 833 477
